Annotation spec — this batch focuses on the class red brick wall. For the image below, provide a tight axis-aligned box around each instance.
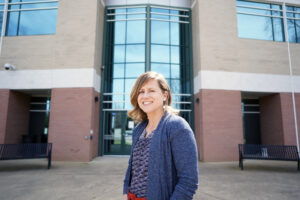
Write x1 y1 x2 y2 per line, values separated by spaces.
197 89 243 162
0 90 10 144
5 91 30 144
295 93 300 147
194 92 202 160
90 90 100 160
48 88 96 161
280 93 297 145
260 94 284 145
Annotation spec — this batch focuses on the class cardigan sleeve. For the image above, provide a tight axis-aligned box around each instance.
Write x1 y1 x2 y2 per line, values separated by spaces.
169 121 199 200
123 155 131 194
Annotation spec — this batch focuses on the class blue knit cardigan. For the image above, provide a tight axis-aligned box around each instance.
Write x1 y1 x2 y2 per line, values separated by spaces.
123 112 199 200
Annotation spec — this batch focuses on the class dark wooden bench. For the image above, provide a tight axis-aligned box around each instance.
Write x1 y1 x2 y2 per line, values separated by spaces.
238 144 299 171
0 143 52 169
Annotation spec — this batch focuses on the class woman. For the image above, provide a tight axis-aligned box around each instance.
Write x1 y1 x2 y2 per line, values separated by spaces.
123 72 198 200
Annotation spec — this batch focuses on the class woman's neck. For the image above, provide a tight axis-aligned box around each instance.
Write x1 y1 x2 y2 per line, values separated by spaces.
146 109 165 132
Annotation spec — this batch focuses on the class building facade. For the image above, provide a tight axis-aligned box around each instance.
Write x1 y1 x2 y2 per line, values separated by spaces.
0 0 299 162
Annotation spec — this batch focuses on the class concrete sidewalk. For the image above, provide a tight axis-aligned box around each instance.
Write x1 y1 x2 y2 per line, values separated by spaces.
0 156 299 200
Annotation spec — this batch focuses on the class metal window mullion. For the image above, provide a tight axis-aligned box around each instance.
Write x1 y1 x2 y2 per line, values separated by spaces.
237 11 283 18
237 5 282 12
6 0 58 5
107 5 146 10
150 18 189 24
0 0 8 56
150 11 189 18
286 17 300 20
146 5 150 71
150 5 189 12
8 7 58 12
107 12 146 16
107 18 146 22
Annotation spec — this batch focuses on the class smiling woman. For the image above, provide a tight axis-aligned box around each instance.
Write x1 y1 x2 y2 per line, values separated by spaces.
123 71 198 200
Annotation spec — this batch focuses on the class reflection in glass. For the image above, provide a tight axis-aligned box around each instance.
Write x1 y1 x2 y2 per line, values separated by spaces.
125 79 136 109
171 46 180 64
113 64 125 78
125 63 145 78
171 23 179 45
114 45 126 63
151 45 170 63
126 45 145 62
6 11 19 36
113 79 125 109
151 63 170 78
151 20 169 44
127 20 145 43
171 64 180 79
272 18 285 42
114 21 126 44
18 10 57 35
237 14 273 41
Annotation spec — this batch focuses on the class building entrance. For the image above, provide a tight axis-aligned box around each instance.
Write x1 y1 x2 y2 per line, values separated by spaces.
100 4 193 155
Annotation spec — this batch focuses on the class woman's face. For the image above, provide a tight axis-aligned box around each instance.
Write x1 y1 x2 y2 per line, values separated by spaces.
137 79 167 116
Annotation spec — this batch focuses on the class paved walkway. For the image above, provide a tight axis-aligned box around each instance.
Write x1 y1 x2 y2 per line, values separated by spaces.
0 156 299 200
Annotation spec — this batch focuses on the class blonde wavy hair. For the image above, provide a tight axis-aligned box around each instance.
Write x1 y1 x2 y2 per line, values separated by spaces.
128 71 179 122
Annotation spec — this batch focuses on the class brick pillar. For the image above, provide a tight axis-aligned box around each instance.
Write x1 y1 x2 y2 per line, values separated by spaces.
1 91 30 144
260 93 299 146
260 94 284 145
48 88 96 161
197 89 243 162
90 90 100 160
0 90 10 144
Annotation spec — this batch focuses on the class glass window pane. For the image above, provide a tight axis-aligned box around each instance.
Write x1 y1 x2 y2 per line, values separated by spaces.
114 21 126 44
151 63 170 78
6 11 19 36
114 45 125 63
0 12 3 34
297 20 300 43
127 20 145 44
125 79 136 109
113 79 124 109
171 64 180 79
171 22 179 45
171 79 181 94
21 2 58 9
237 7 271 15
127 14 146 19
287 19 297 43
151 14 169 20
237 0 271 9
125 63 145 78
171 46 180 64
237 14 273 41
126 45 145 62
272 18 285 42
18 10 57 35
114 14 126 20
151 45 169 63
151 20 169 44
113 64 124 78
151 8 169 14
128 7 146 13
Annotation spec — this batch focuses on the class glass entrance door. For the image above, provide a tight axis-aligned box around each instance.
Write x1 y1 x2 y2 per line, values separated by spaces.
103 111 134 155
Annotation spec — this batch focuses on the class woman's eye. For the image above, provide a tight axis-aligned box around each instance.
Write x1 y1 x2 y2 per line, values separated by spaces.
139 91 144 94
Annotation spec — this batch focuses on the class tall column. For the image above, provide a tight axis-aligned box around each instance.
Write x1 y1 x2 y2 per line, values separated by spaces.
196 89 243 162
48 88 96 161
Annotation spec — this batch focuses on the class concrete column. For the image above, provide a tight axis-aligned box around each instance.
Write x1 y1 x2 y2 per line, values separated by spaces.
196 89 243 162
48 88 97 161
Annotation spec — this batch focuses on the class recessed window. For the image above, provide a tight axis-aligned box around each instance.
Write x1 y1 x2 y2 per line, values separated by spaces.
0 0 58 36
286 5 300 43
236 0 285 42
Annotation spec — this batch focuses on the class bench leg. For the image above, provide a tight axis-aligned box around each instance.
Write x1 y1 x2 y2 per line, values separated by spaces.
239 158 243 170
48 151 52 169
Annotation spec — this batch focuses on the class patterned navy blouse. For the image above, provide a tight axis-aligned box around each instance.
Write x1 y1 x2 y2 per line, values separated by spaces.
129 129 154 198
